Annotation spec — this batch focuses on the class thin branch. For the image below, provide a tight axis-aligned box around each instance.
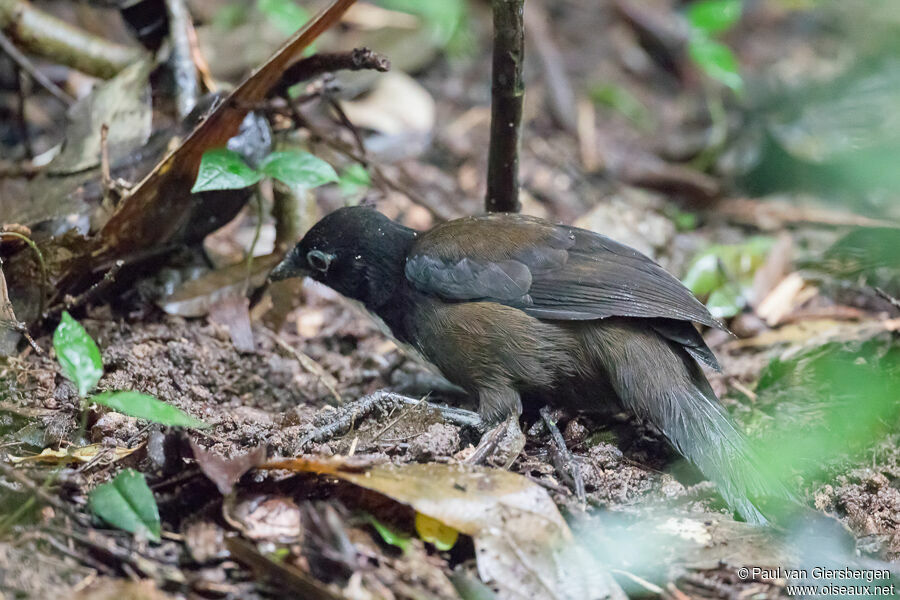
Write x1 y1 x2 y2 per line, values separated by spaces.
0 29 73 105
0 0 145 79
165 0 200 118
290 105 459 221
875 287 900 312
0 230 47 317
274 47 390 98
486 0 525 213
540 406 586 504
43 259 123 320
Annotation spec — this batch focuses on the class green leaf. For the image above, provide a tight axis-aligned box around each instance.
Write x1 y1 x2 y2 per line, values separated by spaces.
686 0 742 34
257 0 310 36
688 36 743 91
258 151 338 189
53 311 103 397
415 512 458 551
191 148 262 193
338 164 371 197
366 515 411 552
91 391 209 429
682 253 725 297
377 0 468 49
89 469 161 542
706 285 744 319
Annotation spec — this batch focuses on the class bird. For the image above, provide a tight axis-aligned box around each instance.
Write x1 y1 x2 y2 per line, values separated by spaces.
269 205 791 523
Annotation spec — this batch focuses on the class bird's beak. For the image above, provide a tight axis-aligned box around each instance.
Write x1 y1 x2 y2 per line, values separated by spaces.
268 257 308 283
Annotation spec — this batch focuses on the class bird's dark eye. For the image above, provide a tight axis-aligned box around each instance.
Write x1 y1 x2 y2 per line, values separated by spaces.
306 250 334 272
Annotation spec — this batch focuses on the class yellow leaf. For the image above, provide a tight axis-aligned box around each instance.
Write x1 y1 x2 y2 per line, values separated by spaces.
415 512 458 550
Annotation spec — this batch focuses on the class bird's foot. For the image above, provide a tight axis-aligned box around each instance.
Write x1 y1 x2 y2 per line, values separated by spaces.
298 390 483 450
464 417 525 469
539 406 586 505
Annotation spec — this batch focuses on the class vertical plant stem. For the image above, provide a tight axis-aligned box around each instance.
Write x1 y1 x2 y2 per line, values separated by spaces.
485 0 525 213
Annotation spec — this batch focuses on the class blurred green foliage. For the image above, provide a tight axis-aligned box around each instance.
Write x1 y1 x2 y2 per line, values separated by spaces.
682 236 773 318
257 0 310 36
754 333 900 482
587 82 653 131
816 226 900 293
376 0 471 55
686 0 742 34
366 514 412 552
338 163 372 199
685 0 743 91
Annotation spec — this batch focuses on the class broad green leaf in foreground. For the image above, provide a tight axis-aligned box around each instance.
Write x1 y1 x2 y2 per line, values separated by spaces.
89 469 161 542
191 148 263 193
92 390 209 429
53 311 103 397
258 151 338 189
686 0 742 35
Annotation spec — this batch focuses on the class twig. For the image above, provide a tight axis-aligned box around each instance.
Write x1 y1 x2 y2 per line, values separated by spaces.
0 29 73 105
0 0 145 79
875 287 900 312
261 328 342 404
39 532 114 575
243 191 265 294
13 64 32 158
0 230 48 316
369 394 429 444
165 0 200 118
0 462 88 527
540 406 586 504
291 105 459 220
524 2 576 133
185 9 216 92
326 95 368 159
486 0 525 213
611 569 665 595
465 419 509 465
274 47 390 98
43 259 123 320
99 123 113 209
43 525 185 582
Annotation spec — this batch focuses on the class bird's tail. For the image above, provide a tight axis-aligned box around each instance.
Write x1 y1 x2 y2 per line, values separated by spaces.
585 321 792 524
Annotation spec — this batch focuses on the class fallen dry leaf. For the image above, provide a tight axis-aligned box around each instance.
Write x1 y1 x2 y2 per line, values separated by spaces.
8 444 138 465
260 457 624 600
190 439 267 495
223 494 303 542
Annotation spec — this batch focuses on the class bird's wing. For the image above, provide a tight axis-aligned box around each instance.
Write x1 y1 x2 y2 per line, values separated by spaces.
404 213 723 330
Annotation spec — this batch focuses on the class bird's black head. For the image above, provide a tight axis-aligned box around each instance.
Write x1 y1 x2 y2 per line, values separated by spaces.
269 206 418 310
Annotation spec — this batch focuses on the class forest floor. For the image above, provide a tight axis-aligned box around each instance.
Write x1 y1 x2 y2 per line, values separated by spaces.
2 0 900 598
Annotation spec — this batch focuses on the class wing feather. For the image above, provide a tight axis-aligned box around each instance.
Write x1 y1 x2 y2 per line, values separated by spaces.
405 214 722 330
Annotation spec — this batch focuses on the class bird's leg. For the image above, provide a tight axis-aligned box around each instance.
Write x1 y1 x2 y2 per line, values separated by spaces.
540 406 586 504
298 390 483 450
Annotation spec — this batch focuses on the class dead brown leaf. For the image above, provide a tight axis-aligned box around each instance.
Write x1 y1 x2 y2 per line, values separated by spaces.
190 439 266 495
259 457 624 600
